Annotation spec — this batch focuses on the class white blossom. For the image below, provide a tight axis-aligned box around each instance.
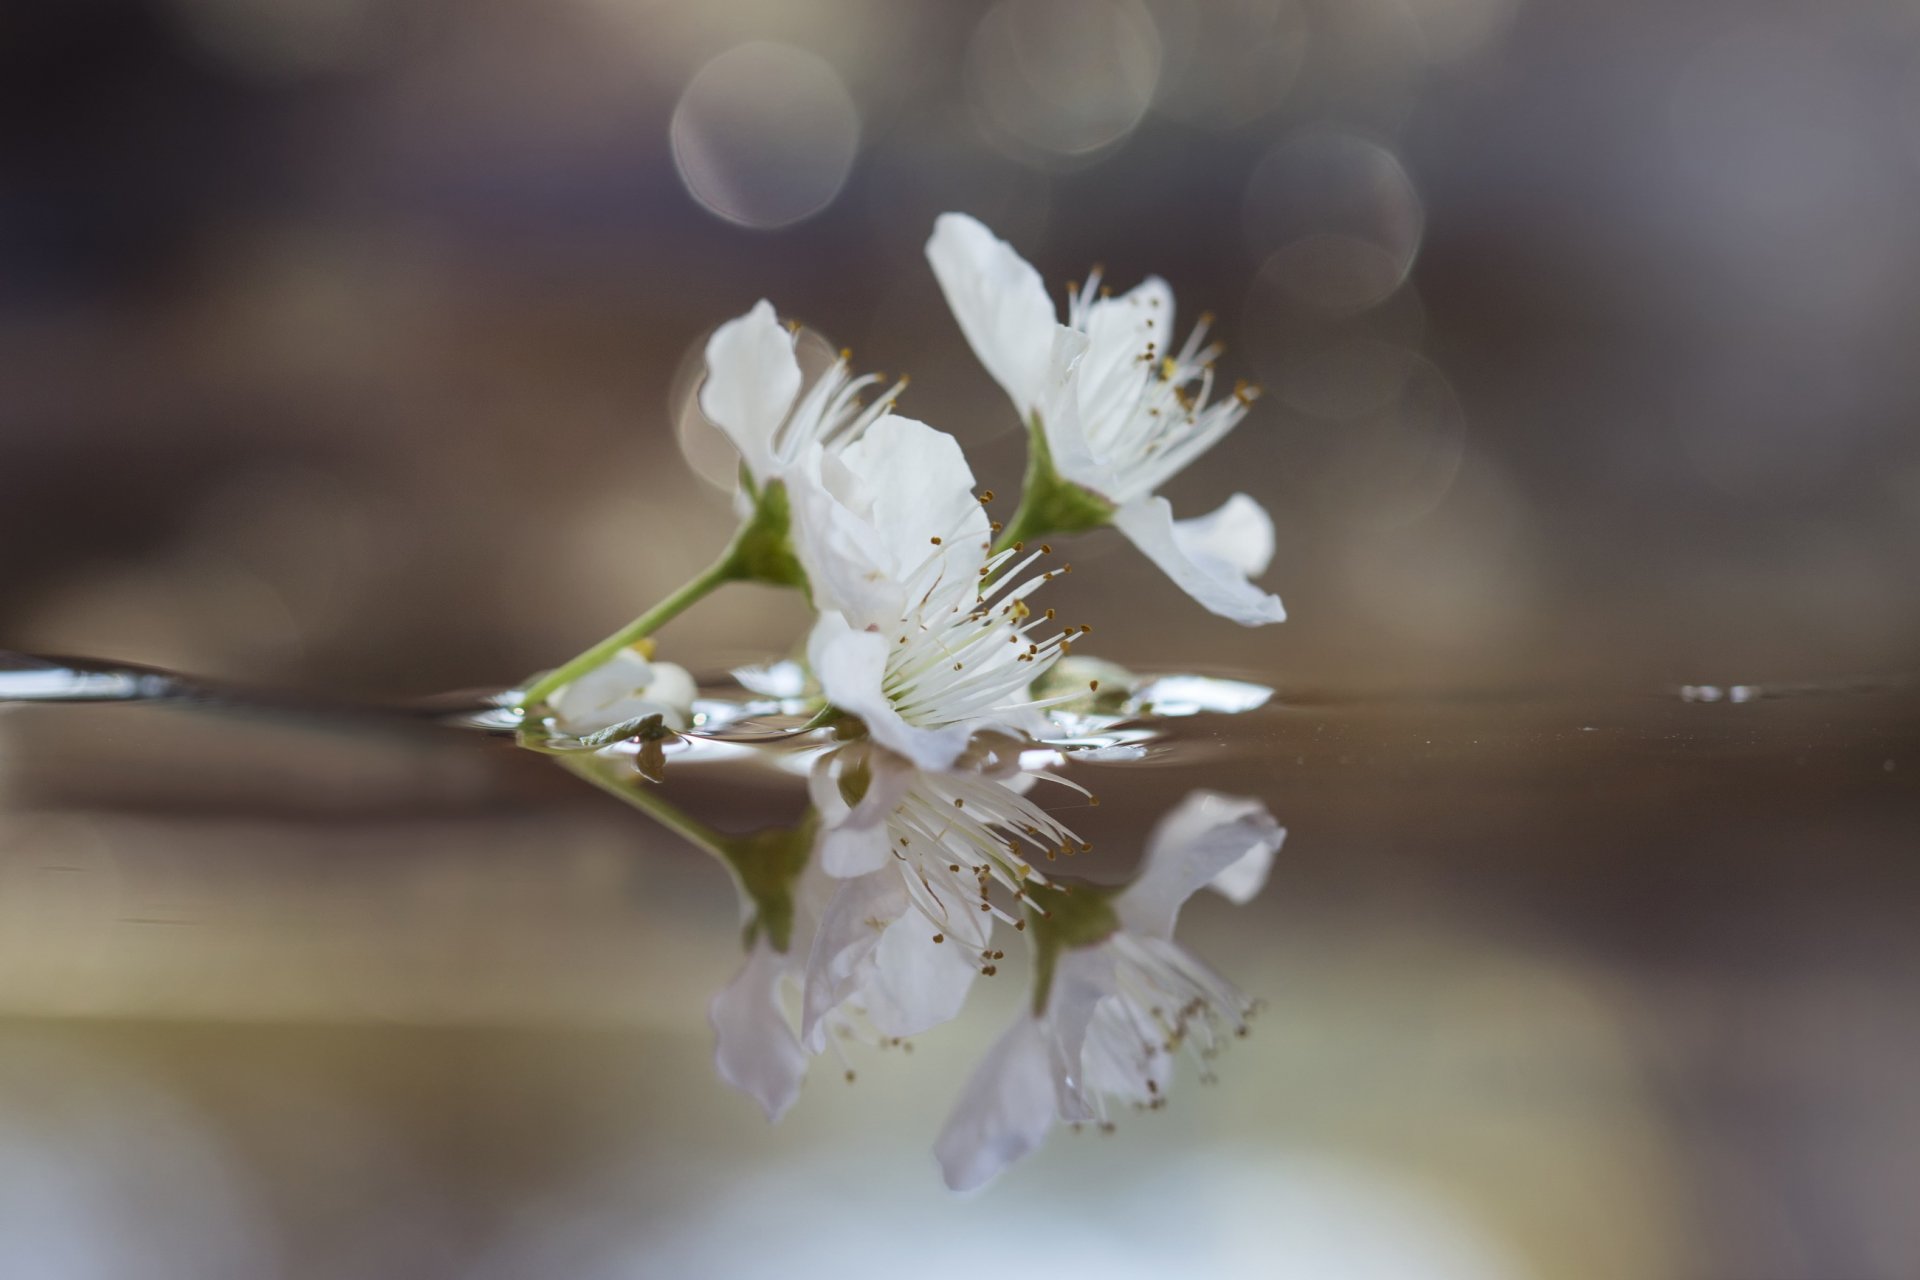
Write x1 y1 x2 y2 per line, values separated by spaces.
926 212 1286 626
792 413 1082 772
935 790 1285 1190
546 647 696 734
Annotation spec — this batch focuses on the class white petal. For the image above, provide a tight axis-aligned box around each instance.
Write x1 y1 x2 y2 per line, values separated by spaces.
1081 277 1174 380
547 650 693 733
1042 946 1117 1122
1080 992 1176 1104
788 449 903 627
934 1015 1058 1192
1110 495 1287 626
832 415 989 582
1035 325 1115 494
1171 490 1275 576
1115 790 1286 939
926 213 1060 419
731 658 809 699
708 937 807 1123
1207 823 1284 906
810 745 913 878
644 663 698 725
700 300 801 486
801 869 906 1049
863 909 980 1038
808 612 973 772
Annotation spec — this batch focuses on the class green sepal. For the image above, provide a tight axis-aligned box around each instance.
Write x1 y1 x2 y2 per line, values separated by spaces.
994 415 1117 554
731 473 809 590
726 810 820 954
1022 878 1121 1017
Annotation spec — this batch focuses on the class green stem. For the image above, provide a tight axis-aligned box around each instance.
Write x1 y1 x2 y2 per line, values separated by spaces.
556 753 734 865
518 540 744 710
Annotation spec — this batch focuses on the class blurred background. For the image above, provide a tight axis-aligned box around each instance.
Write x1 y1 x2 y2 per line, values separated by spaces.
0 0 1918 1276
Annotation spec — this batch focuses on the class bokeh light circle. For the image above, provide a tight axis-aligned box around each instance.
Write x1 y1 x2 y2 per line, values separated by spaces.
1243 131 1424 312
1147 0 1310 129
670 42 862 230
967 0 1163 165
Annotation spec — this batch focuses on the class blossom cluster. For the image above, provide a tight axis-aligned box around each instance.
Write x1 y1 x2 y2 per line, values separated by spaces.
516 215 1287 1189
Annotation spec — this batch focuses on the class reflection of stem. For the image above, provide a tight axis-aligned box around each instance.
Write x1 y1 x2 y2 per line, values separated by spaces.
556 753 733 866
519 540 745 710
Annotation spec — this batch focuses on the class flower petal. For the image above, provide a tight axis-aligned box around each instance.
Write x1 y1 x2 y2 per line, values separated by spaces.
1080 991 1177 1104
802 868 980 1047
800 869 906 1049
864 907 981 1038
700 300 801 486
1034 325 1116 494
1110 494 1286 626
1114 790 1286 939
708 937 807 1123
926 213 1059 419
934 1015 1057 1192
808 612 973 772
547 650 694 733
788 447 902 627
1172 490 1275 576
1081 276 1174 384
833 415 989 588
1042 946 1116 1122
807 745 913 878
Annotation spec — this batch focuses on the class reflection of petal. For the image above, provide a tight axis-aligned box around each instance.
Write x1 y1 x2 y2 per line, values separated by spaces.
1129 673 1274 717
1116 791 1285 939
1042 946 1119 1122
926 213 1058 419
864 908 979 1037
699 301 801 485
708 938 807 1123
730 659 808 699
807 745 912 877
804 869 981 1048
801 870 905 1049
934 1015 1057 1192
1111 494 1286 626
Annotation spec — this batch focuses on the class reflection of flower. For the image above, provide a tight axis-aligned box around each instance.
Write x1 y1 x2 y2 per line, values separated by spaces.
708 755 1088 1120
546 647 696 734
800 736 1087 1052
926 213 1286 626
935 790 1285 1191
800 862 989 1055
